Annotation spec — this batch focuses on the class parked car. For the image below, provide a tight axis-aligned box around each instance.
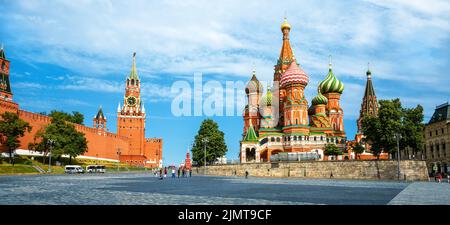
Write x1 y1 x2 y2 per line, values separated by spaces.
65 165 84 174
86 165 106 173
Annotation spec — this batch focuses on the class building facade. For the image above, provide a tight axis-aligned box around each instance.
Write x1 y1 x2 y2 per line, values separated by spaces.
0 48 162 168
240 18 347 163
423 103 450 174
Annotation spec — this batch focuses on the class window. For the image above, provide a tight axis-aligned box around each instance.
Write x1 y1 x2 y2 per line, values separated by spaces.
436 130 438 135
430 131 432 137
442 128 445 134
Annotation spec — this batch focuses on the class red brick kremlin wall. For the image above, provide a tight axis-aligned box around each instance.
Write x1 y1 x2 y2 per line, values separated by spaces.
0 99 162 168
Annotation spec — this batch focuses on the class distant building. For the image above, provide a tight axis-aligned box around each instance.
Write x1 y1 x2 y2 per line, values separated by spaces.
423 102 450 174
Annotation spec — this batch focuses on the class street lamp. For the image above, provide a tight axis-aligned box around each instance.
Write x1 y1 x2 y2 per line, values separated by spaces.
202 137 209 169
116 148 121 172
394 133 402 180
47 139 55 173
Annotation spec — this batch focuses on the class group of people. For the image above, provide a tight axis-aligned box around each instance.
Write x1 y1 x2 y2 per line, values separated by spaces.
154 166 192 180
433 172 450 183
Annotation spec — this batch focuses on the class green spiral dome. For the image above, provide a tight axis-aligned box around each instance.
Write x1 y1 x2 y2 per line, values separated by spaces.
312 88 328 105
261 88 273 106
319 68 344 94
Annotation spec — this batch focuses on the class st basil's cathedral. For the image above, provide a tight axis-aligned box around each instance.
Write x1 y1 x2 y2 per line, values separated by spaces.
240 18 380 163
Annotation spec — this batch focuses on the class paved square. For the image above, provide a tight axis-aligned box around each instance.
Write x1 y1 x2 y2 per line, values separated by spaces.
0 173 449 205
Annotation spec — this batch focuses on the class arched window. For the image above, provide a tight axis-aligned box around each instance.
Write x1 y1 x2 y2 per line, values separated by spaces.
314 136 317 141
293 136 297 141
271 137 275 142
276 137 280 142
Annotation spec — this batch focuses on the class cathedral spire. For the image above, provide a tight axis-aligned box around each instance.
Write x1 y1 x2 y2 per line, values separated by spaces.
329 55 332 70
357 64 378 133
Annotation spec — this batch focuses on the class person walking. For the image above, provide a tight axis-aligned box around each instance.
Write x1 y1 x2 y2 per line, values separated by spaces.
164 167 167 178
159 168 163 180
171 168 175 178
189 169 192 177
182 168 185 178
245 170 249 179
447 173 450 183
437 173 442 183
177 168 181 178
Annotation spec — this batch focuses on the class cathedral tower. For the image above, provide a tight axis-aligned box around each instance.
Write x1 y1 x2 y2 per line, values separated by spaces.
319 57 345 136
117 53 146 156
275 17 296 127
357 65 378 134
280 61 309 134
243 69 263 137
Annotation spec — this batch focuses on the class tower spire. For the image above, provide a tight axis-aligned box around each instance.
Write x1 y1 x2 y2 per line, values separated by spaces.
129 52 139 80
329 55 332 70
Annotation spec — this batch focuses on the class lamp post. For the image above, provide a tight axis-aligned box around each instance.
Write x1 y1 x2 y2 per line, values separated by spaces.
47 139 55 173
202 137 209 169
116 148 121 172
395 133 402 180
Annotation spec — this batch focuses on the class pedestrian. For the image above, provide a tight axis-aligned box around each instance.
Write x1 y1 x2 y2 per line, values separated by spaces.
447 174 450 183
437 173 442 183
182 168 185 178
189 169 192 177
164 167 167 178
245 170 249 179
159 168 163 180
177 168 181 178
330 171 334 179
172 168 175 178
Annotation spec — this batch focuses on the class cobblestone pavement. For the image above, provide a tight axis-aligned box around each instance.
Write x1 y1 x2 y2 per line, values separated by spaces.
0 173 448 205
388 181 450 205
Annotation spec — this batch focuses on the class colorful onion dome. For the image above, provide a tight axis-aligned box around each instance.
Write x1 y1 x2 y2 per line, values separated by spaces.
319 60 344 94
312 86 328 105
280 61 309 87
261 88 273 106
245 69 264 94
281 17 291 31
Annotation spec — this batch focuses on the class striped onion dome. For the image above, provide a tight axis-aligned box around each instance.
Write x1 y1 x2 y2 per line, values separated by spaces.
280 61 309 87
245 69 264 94
319 65 344 94
312 86 328 105
260 88 273 106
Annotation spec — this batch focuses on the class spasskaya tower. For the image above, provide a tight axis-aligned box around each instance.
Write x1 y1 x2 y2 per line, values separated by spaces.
117 52 147 157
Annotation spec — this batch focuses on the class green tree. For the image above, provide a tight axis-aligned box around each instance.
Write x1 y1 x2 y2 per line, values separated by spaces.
402 105 425 156
192 119 227 166
324 144 342 159
48 110 84 125
0 112 32 164
30 116 87 164
361 99 424 159
352 142 365 159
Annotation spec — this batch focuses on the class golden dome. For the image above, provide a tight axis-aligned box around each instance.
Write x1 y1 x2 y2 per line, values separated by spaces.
281 17 291 30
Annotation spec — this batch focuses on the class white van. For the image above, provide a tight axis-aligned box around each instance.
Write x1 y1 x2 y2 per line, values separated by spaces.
65 165 84 174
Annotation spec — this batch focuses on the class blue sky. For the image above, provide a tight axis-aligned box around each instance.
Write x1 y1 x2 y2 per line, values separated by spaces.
1 0 449 166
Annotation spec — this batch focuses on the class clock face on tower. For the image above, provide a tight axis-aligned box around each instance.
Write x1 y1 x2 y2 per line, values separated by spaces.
127 96 137 106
